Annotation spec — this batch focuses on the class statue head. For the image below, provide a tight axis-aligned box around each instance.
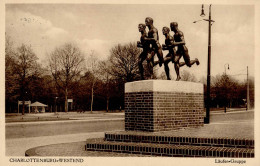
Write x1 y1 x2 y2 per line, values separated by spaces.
170 22 178 32
162 27 170 35
145 17 153 26
138 23 146 32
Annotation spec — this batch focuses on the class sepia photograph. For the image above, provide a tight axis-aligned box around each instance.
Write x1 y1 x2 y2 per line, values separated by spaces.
1 0 260 166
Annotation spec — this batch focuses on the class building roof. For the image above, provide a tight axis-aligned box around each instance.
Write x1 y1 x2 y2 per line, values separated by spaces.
30 101 48 107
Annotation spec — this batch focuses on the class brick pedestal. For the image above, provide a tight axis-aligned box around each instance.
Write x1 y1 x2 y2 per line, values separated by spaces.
125 80 204 132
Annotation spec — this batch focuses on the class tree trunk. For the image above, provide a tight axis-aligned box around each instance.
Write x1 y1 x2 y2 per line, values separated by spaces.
65 88 68 113
91 85 94 113
106 96 109 112
106 75 109 112
22 100 25 115
21 78 26 115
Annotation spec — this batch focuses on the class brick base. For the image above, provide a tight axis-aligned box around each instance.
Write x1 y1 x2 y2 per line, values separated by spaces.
86 138 254 158
105 132 254 149
125 80 204 132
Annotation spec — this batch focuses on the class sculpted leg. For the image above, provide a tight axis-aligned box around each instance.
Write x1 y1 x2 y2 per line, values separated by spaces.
179 61 186 67
183 50 200 67
147 50 155 68
174 63 181 81
174 54 182 81
138 60 144 80
146 52 155 79
138 52 146 80
188 58 200 67
164 53 171 80
157 49 164 67
164 62 171 80
163 53 172 64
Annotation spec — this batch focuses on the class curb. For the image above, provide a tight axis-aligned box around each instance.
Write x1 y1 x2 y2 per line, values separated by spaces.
6 118 124 126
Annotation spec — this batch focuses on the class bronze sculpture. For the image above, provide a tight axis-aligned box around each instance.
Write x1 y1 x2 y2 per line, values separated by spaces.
137 23 154 80
162 26 185 80
170 22 200 80
137 19 200 81
144 17 164 67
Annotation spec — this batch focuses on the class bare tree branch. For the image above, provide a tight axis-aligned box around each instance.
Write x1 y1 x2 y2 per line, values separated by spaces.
48 43 85 112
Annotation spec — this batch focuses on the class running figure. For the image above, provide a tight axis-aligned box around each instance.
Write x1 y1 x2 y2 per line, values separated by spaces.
162 26 185 80
144 17 164 67
137 23 154 80
170 22 200 81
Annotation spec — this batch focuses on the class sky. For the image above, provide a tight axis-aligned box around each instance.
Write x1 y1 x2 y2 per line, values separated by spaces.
5 3 255 81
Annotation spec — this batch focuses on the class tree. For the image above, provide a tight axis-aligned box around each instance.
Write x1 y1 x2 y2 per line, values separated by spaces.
180 70 197 82
104 42 141 110
98 60 116 112
248 76 255 108
72 71 94 111
12 44 39 115
211 74 241 108
5 35 19 113
240 76 255 108
48 43 85 112
27 73 56 111
108 42 141 82
85 51 100 113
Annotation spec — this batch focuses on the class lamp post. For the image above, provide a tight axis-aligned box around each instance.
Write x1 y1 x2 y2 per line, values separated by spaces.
224 63 229 113
194 4 214 124
55 97 58 114
246 66 250 111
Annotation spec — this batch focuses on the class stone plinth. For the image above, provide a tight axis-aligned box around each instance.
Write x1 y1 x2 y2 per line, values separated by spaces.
125 80 204 132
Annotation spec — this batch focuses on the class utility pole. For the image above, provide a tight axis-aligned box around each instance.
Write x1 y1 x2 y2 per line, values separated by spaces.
205 4 213 124
246 66 250 110
193 4 214 123
224 63 229 113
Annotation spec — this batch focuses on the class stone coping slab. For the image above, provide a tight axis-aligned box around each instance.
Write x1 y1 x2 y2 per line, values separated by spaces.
105 130 249 139
106 122 254 139
104 132 254 149
125 80 203 94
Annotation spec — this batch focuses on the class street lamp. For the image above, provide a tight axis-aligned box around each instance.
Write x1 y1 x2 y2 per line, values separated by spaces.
224 63 230 75
224 63 230 113
194 4 214 124
200 4 206 17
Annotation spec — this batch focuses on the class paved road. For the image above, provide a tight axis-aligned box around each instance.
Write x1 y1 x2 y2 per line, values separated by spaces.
6 119 124 139
5 122 124 156
6 112 125 156
210 109 254 122
5 132 106 156
5 109 254 156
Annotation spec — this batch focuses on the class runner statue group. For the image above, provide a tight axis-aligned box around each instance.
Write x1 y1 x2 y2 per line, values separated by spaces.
137 17 200 81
